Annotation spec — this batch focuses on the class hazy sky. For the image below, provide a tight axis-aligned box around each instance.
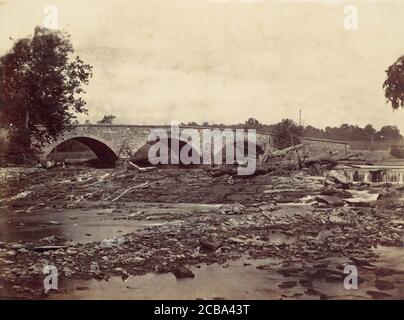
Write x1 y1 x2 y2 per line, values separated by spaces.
1 0 404 131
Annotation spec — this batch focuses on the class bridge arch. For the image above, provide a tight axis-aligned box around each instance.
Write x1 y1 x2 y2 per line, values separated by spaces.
132 138 202 166
45 136 119 166
214 140 265 163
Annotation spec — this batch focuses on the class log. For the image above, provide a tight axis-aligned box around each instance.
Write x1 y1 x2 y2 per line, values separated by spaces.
303 151 340 167
263 144 306 163
112 181 149 202
128 161 156 172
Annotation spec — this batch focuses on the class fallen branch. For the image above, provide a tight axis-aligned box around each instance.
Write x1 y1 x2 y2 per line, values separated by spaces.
303 151 340 166
112 181 149 202
128 161 156 172
263 144 306 163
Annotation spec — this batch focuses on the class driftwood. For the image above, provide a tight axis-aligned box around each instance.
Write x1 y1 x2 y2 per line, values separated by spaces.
264 148 364 173
33 246 68 252
128 161 156 172
112 181 149 202
263 144 306 163
303 151 340 166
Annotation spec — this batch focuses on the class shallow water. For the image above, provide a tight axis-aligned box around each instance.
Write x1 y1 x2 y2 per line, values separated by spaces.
49 246 404 300
0 202 214 243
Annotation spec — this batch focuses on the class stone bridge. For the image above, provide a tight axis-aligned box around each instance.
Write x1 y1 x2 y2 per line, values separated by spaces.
39 124 275 165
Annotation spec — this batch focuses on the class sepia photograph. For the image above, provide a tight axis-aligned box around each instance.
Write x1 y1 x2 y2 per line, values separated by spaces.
1 0 404 306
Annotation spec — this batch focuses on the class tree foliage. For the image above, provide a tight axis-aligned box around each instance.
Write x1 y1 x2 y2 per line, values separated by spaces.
272 118 303 149
384 55 404 109
244 117 262 129
302 123 402 141
0 27 93 151
97 114 116 124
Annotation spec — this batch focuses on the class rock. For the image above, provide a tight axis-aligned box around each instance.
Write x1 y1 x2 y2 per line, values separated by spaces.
321 187 351 198
328 215 346 225
133 257 145 263
90 262 100 274
6 250 16 256
62 267 73 277
76 286 90 291
101 237 124 247
45 160 55 169
27 265 42 275
219 203 246 215
172 266 195 279
299 279 313 288
46 221 61 225
377 188 397 200
375 279 395 291
346 200 372 208
366 290 392 299
199 238 222 251
25 206 36 213
304 288 323 296
11 243 25 249
278 281 298 289
33 245 67 253
259 203 278 212
41 236 58 243
315 195 345 207
229 237 247 244
327 170 352 188
349 257 374 267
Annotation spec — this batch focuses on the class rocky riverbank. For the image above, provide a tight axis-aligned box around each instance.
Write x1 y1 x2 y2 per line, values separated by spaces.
0 167 403 299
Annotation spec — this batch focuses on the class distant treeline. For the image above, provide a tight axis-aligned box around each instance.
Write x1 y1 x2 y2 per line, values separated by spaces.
180 119 403 143
302 124 402 142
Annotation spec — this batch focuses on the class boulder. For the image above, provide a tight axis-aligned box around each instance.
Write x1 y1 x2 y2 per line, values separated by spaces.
321 187 352 198
172 266 195 279
199 238 222 251
315 195 345 207
377 186 404 200
327 170 352 188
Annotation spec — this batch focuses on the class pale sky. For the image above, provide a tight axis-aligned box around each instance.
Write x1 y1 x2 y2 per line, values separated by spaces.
1 0 404 131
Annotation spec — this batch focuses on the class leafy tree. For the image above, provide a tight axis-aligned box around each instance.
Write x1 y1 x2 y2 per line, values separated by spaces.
186 121 198 126
0 27 93 160
245 117 262 129
384 55 404 109
375 125 402 141
97 114 116 124
272 118 303 149
363 124 376 140
303 125 325 139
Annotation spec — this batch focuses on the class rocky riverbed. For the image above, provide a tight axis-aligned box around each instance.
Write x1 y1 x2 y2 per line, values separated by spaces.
0 166 404 299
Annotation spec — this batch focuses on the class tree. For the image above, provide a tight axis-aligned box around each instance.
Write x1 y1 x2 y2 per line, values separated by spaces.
384 55 404 109
272 118 303 149
97 114 116 124
375 125 402 141
0 27 93 160
245 117 262 129
363 124 376 141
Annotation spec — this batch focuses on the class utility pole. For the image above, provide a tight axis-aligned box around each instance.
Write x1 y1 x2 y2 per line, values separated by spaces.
299 109 302 126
